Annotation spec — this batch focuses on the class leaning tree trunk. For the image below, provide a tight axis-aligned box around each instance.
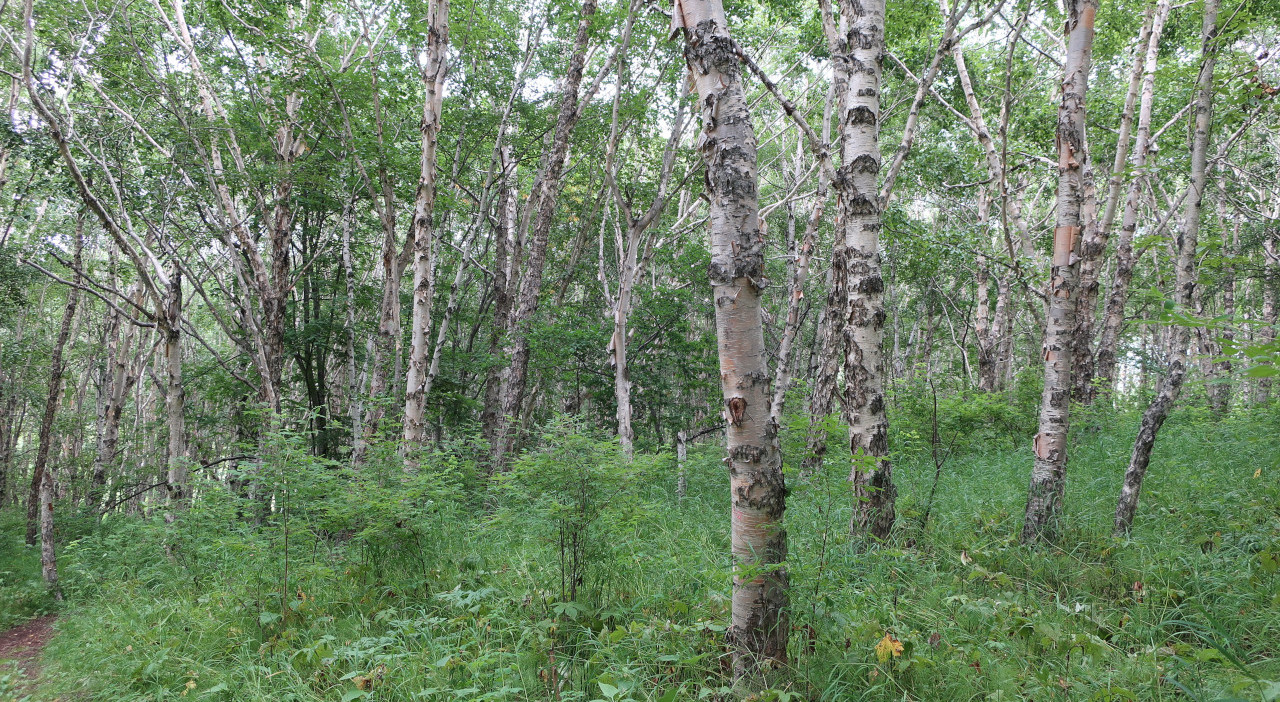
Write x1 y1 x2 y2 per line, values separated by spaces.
1096 0 1171 393
833 0 895 540
403 0 450 457
491 0 598 468
27 227 81 547
675 0 788 688
1114 0 1219 535
1022 0 1096 544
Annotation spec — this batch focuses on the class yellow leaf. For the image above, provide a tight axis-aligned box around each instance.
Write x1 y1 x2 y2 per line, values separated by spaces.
1254 468 1262 478
875 633 903 663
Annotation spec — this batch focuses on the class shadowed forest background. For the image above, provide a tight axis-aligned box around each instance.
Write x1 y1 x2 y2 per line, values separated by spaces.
0 0 1278 698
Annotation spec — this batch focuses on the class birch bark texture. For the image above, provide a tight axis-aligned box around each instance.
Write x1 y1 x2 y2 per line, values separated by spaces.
832 0 895 539
1022 0 1096 544
1069 4 1156 403
404 0 450 454
674 0 789 685
1114 0 1220 535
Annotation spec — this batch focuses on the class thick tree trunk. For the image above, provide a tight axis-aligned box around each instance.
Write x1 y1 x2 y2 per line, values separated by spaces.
27 228 81 546
1022 0 1096 544
831 0 895 539
1096 0 1171 393
676 0 788 686
491 0 598 467
1114 0 1219 535
404 0 450 454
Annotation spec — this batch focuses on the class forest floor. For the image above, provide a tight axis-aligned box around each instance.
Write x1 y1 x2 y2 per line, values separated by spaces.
0 400 1277 701
0 615 56 699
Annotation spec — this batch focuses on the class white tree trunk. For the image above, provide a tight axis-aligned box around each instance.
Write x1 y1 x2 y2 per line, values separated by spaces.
676 0 788 686
403 0 450 456
1022 0 1096 544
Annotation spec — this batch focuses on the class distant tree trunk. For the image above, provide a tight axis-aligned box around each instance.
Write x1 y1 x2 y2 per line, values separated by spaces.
675 429 687 503
1096 0 1171 393
163 260 187 505
1114 0 1219 535
606 78 687 458
91 280 141 509
1205 201 1237 413
974 207 996 391
676 0 789 686
27 224 82 547
831 0 895 539
772 179 827 421
358 169 407 463
39 448 60 599
404 0 450 456
0 387 17 508
481 147 518 460
802 261 845 476
491 0 598 467
1022 0 1096 544
340 199 363 463
1257 234 1277 404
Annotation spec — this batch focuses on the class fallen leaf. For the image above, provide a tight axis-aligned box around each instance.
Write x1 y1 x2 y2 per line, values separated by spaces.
875 633 903 663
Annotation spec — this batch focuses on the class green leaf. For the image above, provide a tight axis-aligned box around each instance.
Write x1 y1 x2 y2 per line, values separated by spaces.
341 691 368 702
598 682 619 699
258 611 281 625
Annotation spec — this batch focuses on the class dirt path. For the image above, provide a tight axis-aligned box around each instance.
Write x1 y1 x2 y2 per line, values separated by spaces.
0 615 56 696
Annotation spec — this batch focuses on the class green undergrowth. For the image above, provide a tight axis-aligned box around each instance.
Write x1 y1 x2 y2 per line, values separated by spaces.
1 403 1278 702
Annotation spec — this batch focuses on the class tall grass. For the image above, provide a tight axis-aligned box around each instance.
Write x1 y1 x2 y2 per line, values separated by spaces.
1 400 1277 701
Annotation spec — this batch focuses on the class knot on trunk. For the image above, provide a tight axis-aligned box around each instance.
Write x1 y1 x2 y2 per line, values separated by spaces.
726 396 748 426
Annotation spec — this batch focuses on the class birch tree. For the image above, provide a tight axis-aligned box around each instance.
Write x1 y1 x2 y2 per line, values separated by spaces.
674 0 788 685
1115 0 1221 534
403 0 451 454
1022 0 1097 544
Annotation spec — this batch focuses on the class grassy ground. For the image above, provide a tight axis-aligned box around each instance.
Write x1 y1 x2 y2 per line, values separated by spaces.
1 401 1277 702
